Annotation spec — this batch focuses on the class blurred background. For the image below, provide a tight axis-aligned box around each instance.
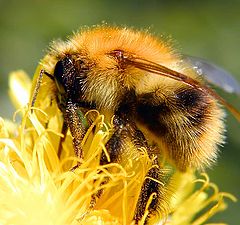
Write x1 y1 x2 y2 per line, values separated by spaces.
0 0 239 223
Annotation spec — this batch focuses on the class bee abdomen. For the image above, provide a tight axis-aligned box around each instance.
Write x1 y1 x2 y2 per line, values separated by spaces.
135 87 225 170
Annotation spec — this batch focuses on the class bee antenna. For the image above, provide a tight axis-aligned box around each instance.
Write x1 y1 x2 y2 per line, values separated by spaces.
30 69 54 113
126 56 240 122
44 71 54 80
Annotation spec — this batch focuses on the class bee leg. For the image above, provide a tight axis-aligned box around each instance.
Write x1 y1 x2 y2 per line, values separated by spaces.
90 114 169 224
93 115 167 223
89 114 134 209
133 159 169 225
57 120 68 159
89 115 127 208
100 115 131 164
64 100 87 164
114 116 168 224
109 115 169 224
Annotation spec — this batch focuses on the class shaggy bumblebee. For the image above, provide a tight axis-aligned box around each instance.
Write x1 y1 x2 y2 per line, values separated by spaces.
32 26 240 224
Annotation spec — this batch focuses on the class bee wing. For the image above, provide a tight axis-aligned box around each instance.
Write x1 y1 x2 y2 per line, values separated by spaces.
124 55 240 122
183 55 240 96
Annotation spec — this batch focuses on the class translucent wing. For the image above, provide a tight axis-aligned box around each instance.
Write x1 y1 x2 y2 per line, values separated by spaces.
183 55 240 95
109 50 240 121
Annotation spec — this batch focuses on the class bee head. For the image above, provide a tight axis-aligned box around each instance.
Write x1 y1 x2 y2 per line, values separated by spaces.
52 54 89 108
54 56 73 95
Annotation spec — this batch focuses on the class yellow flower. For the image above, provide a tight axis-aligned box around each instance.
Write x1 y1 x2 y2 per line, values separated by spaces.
0 70 236 225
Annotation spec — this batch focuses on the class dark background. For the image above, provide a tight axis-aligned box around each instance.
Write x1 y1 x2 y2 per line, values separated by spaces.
0 0 239 224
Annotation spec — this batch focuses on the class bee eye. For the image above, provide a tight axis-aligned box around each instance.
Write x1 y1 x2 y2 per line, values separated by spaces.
54 59 66 93
54 56 76 94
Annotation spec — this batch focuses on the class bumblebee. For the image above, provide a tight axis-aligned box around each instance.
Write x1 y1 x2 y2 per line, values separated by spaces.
31 26 240 224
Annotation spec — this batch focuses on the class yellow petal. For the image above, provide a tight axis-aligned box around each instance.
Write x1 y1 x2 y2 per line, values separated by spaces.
8 70 32 110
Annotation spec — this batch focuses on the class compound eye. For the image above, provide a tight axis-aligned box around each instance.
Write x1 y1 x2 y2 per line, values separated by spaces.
54 59 66 94
54 56 76 94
